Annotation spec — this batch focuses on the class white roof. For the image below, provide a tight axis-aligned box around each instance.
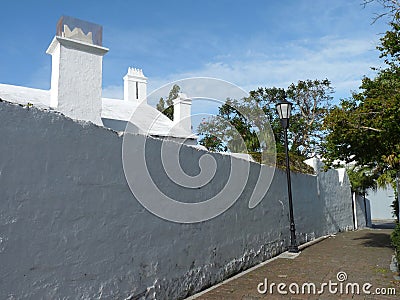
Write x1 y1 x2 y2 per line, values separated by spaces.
102 97 193 138
0 84 51 108
0 83 193 138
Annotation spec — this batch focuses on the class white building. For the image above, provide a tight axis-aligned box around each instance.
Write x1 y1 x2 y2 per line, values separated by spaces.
0 16 197 145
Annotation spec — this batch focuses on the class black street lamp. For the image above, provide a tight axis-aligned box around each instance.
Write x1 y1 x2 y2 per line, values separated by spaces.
276 99 299 253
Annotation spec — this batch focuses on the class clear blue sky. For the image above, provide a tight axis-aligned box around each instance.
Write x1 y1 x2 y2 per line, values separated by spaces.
0 0 390 104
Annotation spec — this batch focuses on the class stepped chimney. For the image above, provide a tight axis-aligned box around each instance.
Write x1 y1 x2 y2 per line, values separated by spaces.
46 16 108 125
123 67 147 103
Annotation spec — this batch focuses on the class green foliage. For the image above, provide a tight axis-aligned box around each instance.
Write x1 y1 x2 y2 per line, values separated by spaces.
247 152 315 174
156 84 181 120
377 8 400 67
323 69 400 171
198 97 269 153
346 166 377 194
156 97 166 113
323 6 400 218
199 135 227 152
391 196 399 221
323 14 400 174
276 152 315 174
197 79 333 174
391 223 400 268
249 79 334 158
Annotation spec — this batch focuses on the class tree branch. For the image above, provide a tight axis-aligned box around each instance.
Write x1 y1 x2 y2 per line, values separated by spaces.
361 126 383 132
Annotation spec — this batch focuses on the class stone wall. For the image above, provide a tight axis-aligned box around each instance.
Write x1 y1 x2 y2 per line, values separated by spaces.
355 194 371 228
0 100 354 299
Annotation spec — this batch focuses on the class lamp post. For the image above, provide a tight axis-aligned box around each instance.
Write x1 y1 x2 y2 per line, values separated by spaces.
276 99 299 253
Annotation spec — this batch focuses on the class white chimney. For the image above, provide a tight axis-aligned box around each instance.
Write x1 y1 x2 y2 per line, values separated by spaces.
173 93 192 133
123 67 147 103
46 16 108 126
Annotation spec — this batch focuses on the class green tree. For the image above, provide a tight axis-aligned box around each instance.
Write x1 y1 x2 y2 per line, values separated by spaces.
286 79 334 157
198 97 269 153
156 84 181 120
346 166 377 194
363 0 400 23
323 7 400 219
197 79 333 173
323 12 400 169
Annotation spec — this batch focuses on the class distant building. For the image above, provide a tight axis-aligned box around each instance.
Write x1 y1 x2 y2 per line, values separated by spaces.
366 185 395 221
0 16 197 145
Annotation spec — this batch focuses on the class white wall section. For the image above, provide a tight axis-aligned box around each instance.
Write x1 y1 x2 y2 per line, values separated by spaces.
0 100 354 299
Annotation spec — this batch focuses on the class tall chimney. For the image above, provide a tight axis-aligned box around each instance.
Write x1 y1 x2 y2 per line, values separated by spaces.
123 67 147 103
46 16 108 125
173 93 192 133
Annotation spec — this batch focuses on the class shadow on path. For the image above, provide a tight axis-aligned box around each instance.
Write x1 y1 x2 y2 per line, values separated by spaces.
372 221 397 230
353 232 393 248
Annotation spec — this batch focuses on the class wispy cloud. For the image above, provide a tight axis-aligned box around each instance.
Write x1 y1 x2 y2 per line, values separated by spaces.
138 36 382 103
36 1 387 108
102 84 123 99
99 1 388 105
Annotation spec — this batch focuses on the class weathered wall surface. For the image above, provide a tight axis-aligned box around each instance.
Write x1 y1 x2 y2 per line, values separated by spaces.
47 37 107 125
0 100 354 299
354 194 370 228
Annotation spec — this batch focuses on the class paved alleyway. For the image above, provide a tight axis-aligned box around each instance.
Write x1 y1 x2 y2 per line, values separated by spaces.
188 225 399 299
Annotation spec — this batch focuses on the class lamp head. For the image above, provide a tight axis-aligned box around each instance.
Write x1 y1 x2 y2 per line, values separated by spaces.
275 99 293 129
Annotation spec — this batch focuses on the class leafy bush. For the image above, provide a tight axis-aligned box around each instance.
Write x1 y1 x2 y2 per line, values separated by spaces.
391 223 400 269
248 151 315 174
391 197 399 222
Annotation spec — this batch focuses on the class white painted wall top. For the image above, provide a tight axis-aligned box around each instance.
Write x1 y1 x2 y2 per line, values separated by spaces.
0 84 50 109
